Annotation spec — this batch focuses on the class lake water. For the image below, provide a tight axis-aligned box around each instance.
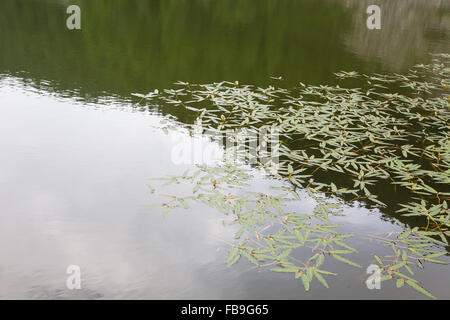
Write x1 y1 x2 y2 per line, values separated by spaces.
0 0 449 299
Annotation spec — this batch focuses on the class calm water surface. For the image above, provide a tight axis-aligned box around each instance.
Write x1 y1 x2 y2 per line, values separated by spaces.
0 0 449 299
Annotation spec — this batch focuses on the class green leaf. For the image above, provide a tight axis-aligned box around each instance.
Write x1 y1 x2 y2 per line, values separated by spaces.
294 230 305 244
406 280 436 299
330 183 337 192
316 253 325 268
380 274 392 282
234 227 244 239
374 255 383 265
389 261 406 271
301 273 310 291
240 250 259 266
177 198 190 209
226 247 241 267
271 267 298 273
314 270 329 288
331 254 361 268
278 248 292 260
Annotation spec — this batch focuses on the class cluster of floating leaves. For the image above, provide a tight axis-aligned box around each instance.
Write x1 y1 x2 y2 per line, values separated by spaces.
141 53 450 298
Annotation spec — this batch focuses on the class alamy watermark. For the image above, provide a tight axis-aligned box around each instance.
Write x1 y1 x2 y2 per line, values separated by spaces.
66 265 82 290
366 5 381 30
64 5 380 31
66 5 81 30
366 264 381 290
171 119 280 174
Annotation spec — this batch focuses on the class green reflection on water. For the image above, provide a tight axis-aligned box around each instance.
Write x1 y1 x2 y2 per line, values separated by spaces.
1 0 448 110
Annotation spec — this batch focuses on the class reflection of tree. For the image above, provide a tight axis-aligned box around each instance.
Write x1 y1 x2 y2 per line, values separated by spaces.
339 0 450 71
0 0 354 97
1 0 448 98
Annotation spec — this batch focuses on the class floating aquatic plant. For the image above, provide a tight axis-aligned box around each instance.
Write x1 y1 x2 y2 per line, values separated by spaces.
142 53 450 298
150 164 360 291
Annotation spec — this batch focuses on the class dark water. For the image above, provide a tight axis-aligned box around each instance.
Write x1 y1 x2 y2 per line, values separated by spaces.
0 0 449 299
